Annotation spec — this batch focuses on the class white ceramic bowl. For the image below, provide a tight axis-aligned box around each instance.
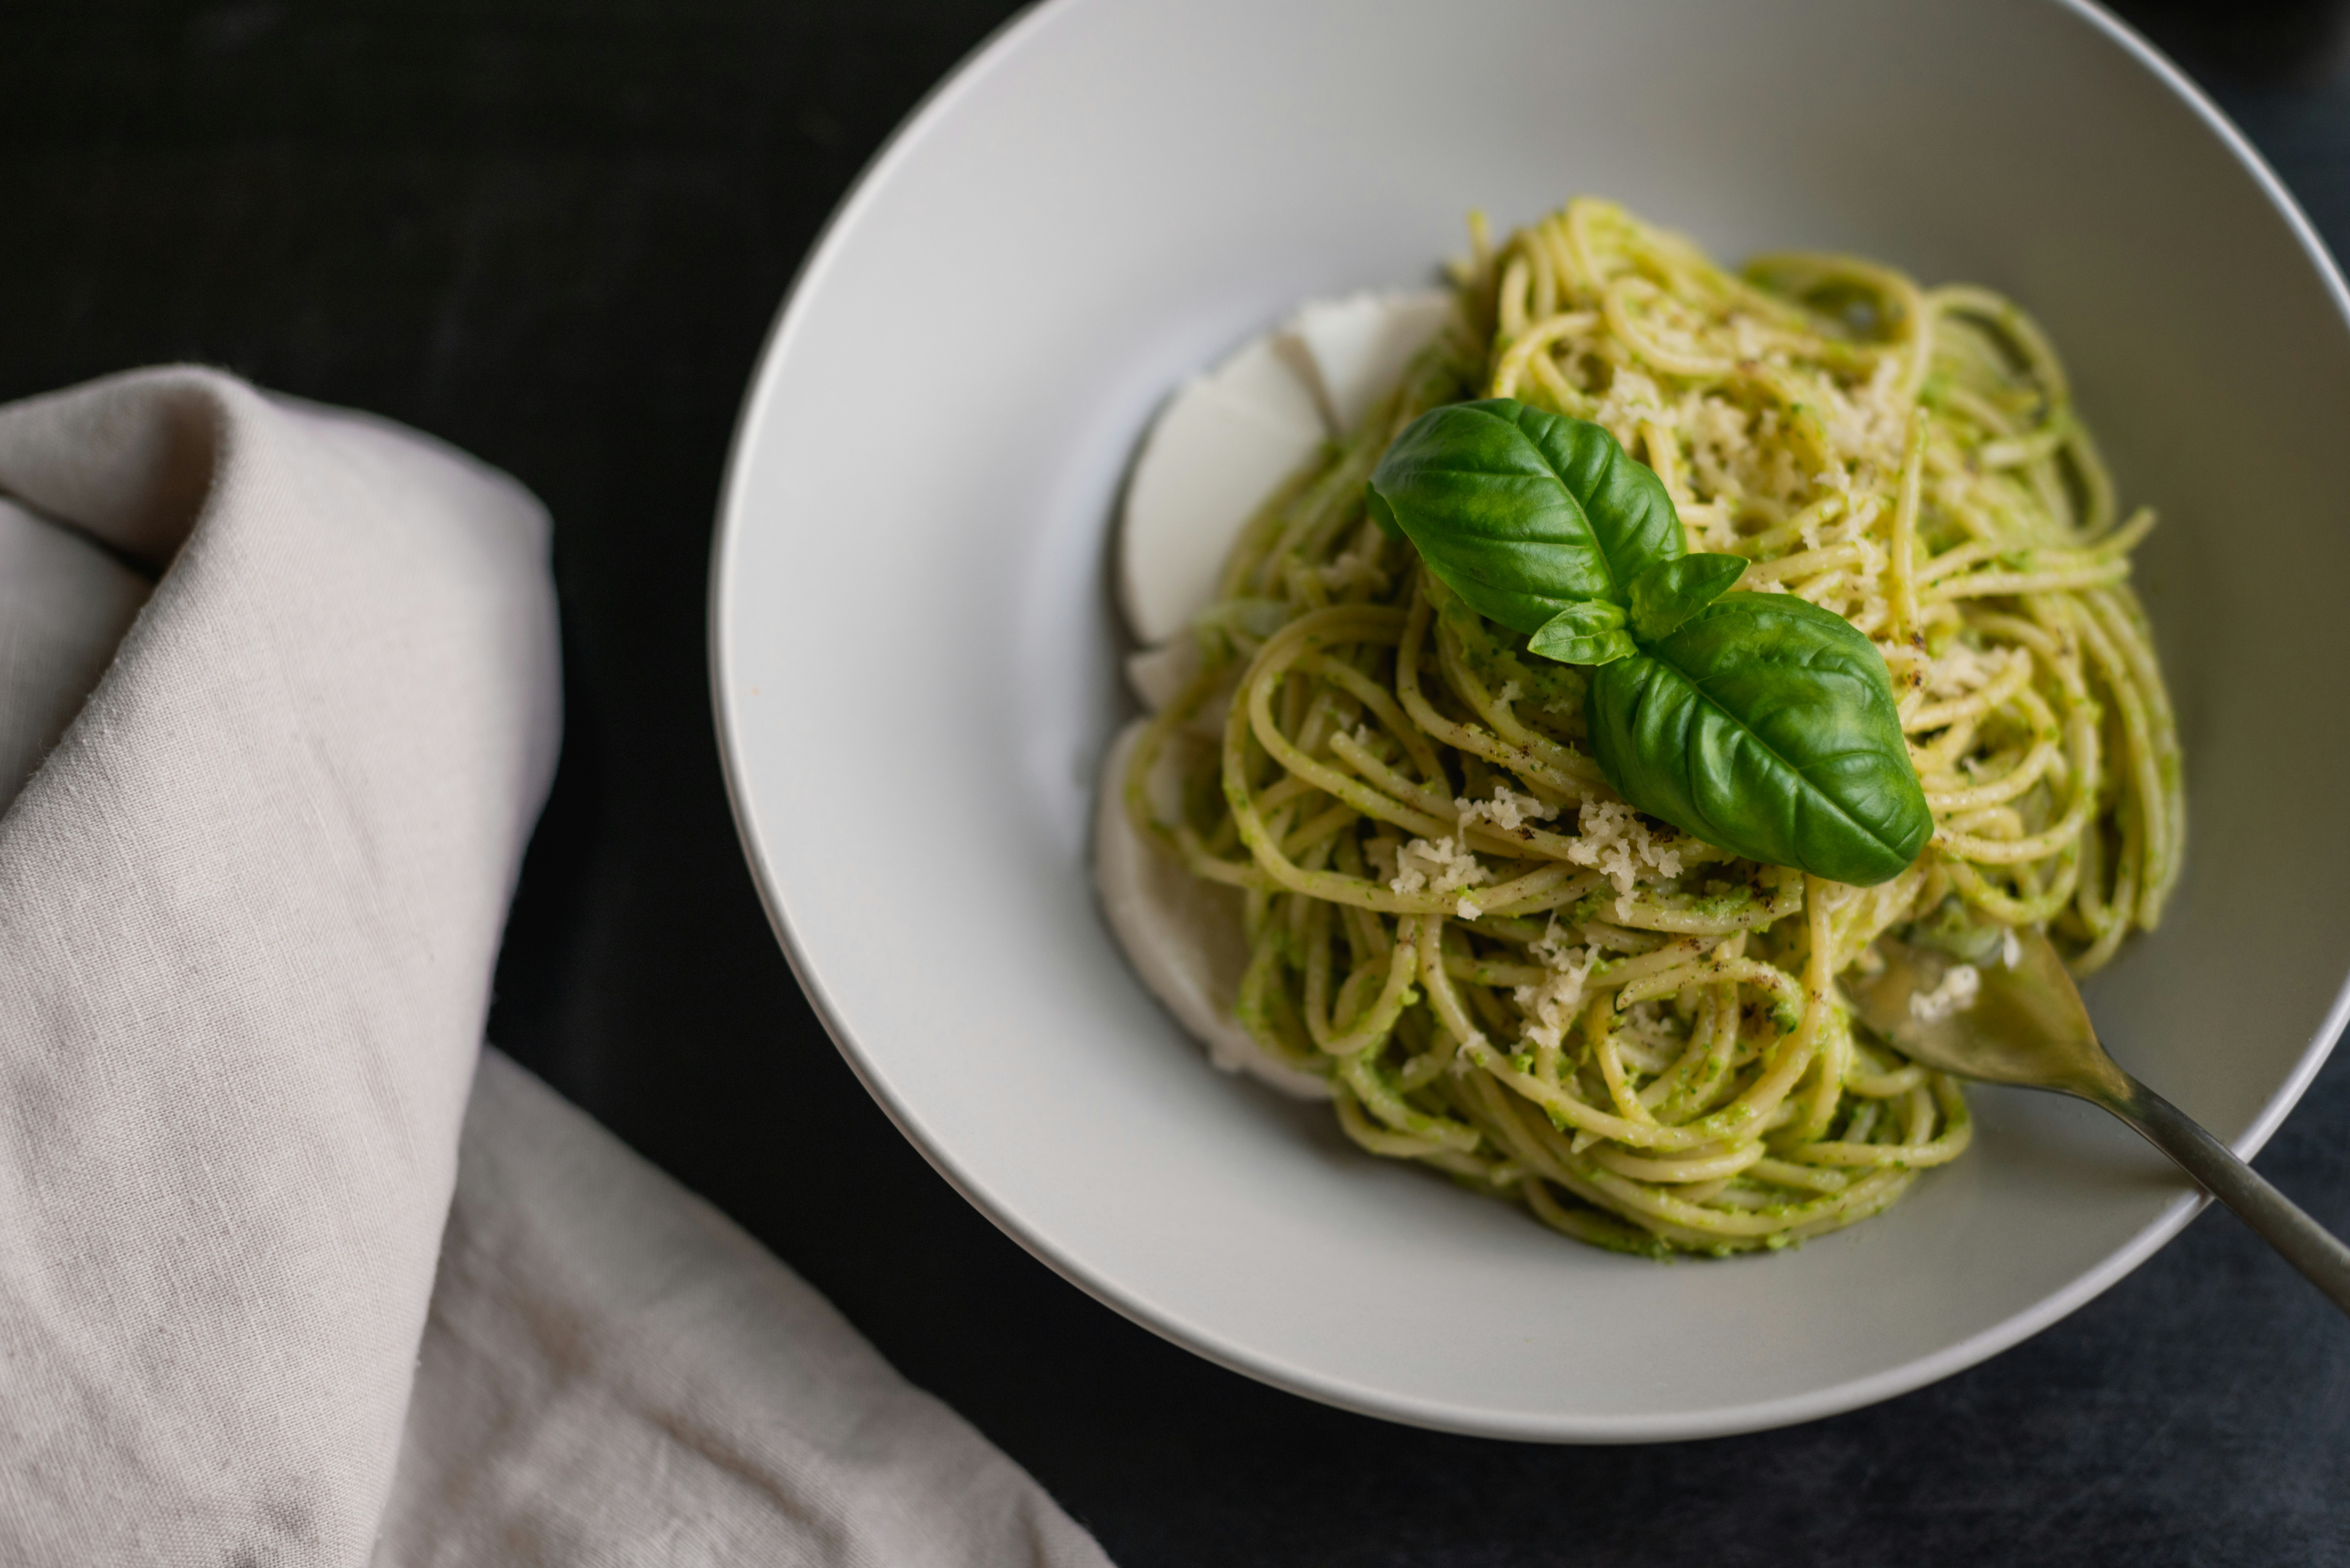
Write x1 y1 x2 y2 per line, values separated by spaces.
712 0 2350 1440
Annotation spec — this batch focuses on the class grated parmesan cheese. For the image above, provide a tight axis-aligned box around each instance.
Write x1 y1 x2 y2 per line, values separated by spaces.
1909 962 1982 1023
1593 368 1669 439
1618 999 1683 1052
1922 640 2015 700
1727 313 1770 362
1512 919 1596 1052
1456 780 1558 838
1565 797 1684 896
1390 833 1490 919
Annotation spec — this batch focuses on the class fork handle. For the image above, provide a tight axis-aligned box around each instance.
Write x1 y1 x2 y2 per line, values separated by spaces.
2095 1075 2350 1316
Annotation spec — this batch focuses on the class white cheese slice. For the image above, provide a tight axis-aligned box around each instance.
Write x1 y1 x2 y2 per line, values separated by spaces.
1118 292 1454 647
1117 335 1326 646
1104 289 1452 1097
1093 719 1330 1100
1277 289 1455 437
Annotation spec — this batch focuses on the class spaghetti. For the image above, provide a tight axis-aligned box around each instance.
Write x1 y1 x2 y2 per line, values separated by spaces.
1122 199 2182 1254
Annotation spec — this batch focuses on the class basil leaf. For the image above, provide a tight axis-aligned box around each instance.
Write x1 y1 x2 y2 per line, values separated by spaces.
1365 399 1684 635
1586 594 1931 885
1626 553 1748 641
1528 599 1637 666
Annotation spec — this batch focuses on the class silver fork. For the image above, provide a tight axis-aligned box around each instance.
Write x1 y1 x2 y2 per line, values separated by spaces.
1844 929 2350 1316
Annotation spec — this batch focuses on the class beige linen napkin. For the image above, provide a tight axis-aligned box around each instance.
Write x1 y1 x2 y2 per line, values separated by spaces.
0 368 1111 1568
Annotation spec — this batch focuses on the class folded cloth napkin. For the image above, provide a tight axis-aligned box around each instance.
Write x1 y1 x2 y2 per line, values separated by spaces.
0 368 1111 1567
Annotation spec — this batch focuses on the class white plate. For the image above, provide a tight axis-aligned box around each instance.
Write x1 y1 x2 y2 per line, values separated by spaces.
711 0 2350 1440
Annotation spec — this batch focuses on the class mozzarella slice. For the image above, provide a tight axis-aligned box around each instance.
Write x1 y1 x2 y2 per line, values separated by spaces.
1092 719 1330 1100
1277 290 1455 437
1105 289 1450 1096
1118 293 1454 646
1118 336 1326 646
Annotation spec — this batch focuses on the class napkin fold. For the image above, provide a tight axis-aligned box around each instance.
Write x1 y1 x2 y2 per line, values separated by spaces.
0 368 1110 1567
379 1049 1101 1566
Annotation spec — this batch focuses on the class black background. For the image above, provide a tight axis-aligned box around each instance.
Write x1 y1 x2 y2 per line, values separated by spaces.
6 3 2348 1563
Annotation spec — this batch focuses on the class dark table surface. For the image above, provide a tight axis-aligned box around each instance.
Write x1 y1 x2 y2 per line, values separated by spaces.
8 3 2348 1563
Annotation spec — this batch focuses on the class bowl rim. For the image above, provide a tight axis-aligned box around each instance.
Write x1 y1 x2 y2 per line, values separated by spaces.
707 0 2350 1441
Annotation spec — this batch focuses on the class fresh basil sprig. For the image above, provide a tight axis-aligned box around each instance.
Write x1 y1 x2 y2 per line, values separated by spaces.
1364 399 1685 632
1367 398 1931 886
1586 596 1933 885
